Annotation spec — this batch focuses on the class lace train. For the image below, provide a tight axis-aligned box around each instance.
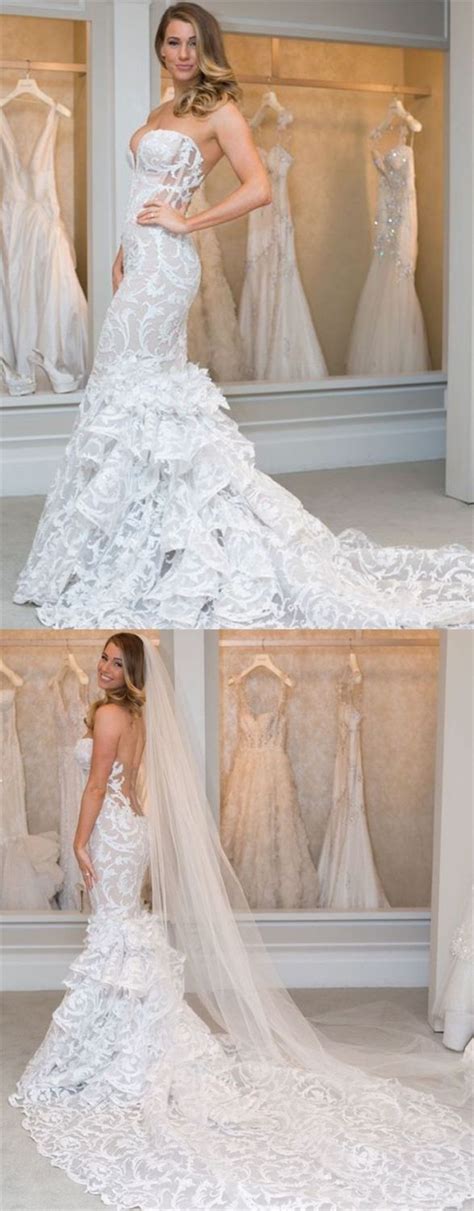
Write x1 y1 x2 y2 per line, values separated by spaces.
10 909 473 1211
14 352 473 629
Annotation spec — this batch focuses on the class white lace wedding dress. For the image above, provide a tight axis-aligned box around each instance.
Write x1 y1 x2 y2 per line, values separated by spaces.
14 129 472 628
10 737 473 1210
238 141 328 381
346 134 430 375
0 105 87 383
317 663 390 909
221 678 319 909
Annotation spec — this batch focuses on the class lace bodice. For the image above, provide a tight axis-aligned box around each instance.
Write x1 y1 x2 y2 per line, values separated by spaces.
237 682 287 751
125 129 205 220
74 739 148 917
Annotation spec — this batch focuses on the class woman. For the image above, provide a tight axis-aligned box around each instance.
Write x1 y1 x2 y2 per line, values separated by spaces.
14 3 472 628
10 632 472 1209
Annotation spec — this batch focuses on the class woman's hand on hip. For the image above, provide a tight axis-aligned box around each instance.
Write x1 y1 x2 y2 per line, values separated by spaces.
136 200 188 234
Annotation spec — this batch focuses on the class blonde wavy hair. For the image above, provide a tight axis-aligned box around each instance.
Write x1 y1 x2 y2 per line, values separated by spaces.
155 3 242 117
86 633 146 731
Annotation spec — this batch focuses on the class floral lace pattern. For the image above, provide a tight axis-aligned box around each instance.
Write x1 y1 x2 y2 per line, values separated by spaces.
13 129 473 627
10 740 473 1210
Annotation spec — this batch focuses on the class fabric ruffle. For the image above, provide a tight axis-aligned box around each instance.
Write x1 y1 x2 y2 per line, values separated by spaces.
14 353 473 628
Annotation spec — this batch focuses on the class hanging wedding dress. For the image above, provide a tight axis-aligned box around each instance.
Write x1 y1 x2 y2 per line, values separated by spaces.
186 183 244 380
346 130 430 375
0 104 87 383
433 885 474 1053
316 659 390 909
51 671 89 910
221 676 319 909
14 129 472 628
0 683 64 910
239 141 328 381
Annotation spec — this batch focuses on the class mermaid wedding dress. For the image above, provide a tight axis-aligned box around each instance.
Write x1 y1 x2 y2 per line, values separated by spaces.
14 129 472 628
10 736 472 1210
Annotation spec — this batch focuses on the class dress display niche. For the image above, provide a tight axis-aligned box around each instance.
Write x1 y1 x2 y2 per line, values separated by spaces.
238 133 328 382
0 102 88 390
50 664 90 910
0 677 64 911
346 107 430 376
186 183 245 381
221 674 320 910
316 656 390 910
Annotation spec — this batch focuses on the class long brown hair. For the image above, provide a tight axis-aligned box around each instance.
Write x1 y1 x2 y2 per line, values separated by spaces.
86 633 146 731
155 3 242 117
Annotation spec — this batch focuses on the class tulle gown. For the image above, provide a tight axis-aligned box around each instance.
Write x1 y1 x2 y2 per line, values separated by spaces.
346 137 430 375
14 129 472 628
10 738 473 1210
0 105 87 383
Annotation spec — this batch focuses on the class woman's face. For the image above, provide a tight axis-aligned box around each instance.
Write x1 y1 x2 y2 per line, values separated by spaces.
161 18 199 85
97 643 126 692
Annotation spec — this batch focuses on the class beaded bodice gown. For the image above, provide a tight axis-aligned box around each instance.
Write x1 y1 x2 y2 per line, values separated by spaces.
14 129 472 628
346 136 430 375
10 737 473 1210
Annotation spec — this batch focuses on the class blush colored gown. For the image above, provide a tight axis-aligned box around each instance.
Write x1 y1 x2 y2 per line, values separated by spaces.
14 130 472 628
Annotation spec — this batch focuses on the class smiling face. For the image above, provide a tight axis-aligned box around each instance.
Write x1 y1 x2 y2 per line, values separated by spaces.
160 18 199 85
97 642 126 693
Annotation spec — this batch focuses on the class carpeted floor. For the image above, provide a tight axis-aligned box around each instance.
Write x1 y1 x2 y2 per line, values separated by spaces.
2 986 472 1210
1 459 472 628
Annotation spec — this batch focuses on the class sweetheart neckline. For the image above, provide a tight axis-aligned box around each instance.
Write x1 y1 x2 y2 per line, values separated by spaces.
129 127 204 168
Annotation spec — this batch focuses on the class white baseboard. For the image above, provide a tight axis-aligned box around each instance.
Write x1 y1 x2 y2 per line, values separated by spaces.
0 911 430 991
0 379 446 495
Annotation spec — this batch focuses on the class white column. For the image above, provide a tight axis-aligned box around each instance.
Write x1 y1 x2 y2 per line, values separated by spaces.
429 631 474 1024
171 631 220 820
112 0 152 247
445 0 474 503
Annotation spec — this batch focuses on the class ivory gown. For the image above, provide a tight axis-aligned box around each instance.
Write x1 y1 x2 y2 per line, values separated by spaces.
14 129 472 628
10 737 472 1210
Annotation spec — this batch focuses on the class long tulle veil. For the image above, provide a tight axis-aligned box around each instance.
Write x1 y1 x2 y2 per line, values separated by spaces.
141 637 471 1110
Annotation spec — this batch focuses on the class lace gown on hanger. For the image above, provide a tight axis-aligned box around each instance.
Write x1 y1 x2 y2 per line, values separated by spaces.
346 134 430 375
0 105 88 382
10 738 472 1210
221 679 319 909
239 142 328 381
0 684 63 911
51 675 89 910
186 183 244 381
14 129 472 629
316 665 389 909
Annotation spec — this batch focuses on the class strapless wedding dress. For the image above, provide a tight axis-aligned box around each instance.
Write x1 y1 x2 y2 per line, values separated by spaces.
14 129 472 628
10 737 472 1210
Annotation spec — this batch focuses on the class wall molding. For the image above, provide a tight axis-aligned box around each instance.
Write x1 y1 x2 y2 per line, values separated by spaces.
0 379 446 494
0 910 430 990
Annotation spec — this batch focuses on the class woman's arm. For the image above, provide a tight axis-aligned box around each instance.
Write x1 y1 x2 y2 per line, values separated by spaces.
112 244 124 294
73 705 124 890
137 103 271 235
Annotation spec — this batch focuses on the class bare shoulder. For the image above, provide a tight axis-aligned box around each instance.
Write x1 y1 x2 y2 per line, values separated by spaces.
93 702 127 739
147 101 171 124
211 97 248 140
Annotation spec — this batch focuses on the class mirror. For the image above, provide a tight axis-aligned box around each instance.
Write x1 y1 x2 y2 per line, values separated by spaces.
162 33 445 389
219 629 440 911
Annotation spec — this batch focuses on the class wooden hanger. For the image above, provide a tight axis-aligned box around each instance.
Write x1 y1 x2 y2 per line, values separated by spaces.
49 647 88 689
228 646 294 688
0 656 24 688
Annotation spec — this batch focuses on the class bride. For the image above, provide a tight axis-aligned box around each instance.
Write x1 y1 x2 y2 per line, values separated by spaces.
11 631 472 1210
14 2 472 628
